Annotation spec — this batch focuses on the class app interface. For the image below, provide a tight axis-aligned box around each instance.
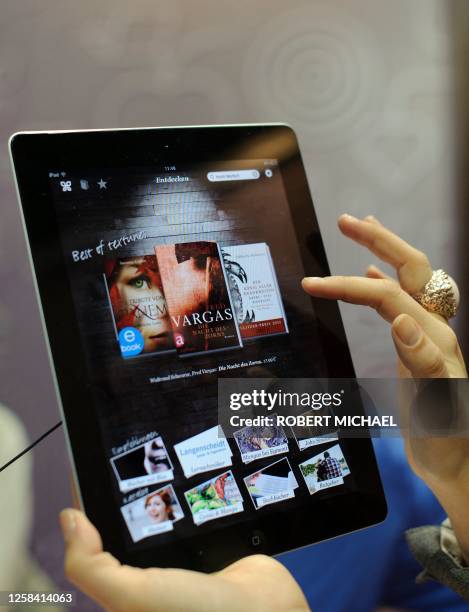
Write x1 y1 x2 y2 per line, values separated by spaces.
48 160 355 550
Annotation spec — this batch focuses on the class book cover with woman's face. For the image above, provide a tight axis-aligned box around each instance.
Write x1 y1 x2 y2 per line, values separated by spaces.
155 241 242 355
104 255 174 354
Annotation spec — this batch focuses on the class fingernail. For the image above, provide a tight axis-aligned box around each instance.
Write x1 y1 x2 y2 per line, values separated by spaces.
302 276 324 284
394 315 421 347
340 213 358 222
60 509 77 542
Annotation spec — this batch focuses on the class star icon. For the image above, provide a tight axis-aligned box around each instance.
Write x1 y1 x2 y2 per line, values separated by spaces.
97 178 107 189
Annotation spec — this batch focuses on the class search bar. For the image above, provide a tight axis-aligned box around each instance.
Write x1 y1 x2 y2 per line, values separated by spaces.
207 170 260 182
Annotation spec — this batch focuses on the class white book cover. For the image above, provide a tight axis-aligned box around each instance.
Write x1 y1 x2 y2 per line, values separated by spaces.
174 426 232 478
221 243 288 339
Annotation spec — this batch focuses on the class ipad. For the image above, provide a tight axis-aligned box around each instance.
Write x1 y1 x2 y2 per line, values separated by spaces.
9 124 386 571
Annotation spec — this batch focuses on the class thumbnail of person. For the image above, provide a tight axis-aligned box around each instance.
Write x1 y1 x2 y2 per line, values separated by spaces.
104 255 174 355
143 437 172 475
120 485 183 542
317 451 341 481
111 435 174 493
299 444 350 495
145 489 175 524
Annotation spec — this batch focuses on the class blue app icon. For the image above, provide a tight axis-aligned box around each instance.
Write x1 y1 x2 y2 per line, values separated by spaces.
118 327 144 358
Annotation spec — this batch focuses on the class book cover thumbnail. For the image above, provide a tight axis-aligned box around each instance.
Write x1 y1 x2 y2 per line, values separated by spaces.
221 243 289 339
155 241 242 356
184 471 244 526
104 256 175 358
299 444 350 495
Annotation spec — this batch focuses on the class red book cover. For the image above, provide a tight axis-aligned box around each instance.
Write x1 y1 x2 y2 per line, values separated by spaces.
155 242 242 355
104 255 175 356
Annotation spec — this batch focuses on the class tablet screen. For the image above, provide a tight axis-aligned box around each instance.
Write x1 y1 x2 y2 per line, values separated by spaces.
48 158 345 546
11 126 385 567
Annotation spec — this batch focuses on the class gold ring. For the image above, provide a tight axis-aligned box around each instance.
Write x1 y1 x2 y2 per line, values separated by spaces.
412 269 459 319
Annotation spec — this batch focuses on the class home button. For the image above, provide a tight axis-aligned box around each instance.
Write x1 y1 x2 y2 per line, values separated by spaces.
250 529 266 550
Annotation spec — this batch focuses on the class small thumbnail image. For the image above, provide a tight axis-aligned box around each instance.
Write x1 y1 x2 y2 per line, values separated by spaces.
184 470 244 526
299 443 350 495
244 457 298 510
291 408 338 451
233 419 289 463
173 425 232 478
111 435 174 493
120 485 183 542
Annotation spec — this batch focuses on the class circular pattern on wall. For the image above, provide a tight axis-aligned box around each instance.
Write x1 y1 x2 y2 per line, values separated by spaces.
242 5 384 151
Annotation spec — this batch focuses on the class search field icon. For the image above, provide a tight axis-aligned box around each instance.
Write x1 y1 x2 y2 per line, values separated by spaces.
207 170 260 182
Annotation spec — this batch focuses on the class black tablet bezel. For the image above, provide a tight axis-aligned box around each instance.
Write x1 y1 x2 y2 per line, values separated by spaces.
10 124 387 570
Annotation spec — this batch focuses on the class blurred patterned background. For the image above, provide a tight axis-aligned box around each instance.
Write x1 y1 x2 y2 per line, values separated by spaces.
0 1 466 608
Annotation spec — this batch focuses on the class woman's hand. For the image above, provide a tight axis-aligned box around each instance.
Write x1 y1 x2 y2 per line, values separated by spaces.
60 509 309 612
302 214 467 379
302 213 469 561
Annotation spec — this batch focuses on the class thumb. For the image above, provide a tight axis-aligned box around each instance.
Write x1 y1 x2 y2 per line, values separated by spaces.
60 508 106 559
391 314 448 378
60 509 138 611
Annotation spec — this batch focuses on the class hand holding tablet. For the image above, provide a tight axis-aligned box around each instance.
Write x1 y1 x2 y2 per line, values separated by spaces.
9 120 469 607
60 213 469 610
60 508 309 612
